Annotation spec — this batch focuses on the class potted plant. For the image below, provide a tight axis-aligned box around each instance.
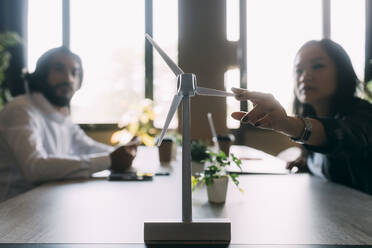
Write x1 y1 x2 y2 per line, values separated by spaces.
190 139 210 175
0 32 21 109
192 151 243 204
111 98 159 146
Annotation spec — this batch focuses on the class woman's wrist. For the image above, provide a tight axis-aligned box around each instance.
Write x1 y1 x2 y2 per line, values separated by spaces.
278 117 327 146
278 116 305 139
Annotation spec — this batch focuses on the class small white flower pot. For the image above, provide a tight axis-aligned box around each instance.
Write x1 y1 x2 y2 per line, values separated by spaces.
191 161 204 175
207 176 229 204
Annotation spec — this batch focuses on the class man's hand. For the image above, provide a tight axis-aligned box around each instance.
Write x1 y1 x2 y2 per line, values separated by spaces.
110 137 138 173
231 87 288 132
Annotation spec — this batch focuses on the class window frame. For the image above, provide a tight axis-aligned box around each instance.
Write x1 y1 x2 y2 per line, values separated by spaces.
232 0 365 143
60 0 154 129
61 0 368 130
238 0 331 113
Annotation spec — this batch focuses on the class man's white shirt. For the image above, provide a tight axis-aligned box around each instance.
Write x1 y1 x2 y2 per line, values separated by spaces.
0 92 114 201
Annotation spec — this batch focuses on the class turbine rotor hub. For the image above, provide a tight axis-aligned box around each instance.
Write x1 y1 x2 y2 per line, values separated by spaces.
177 73 196 96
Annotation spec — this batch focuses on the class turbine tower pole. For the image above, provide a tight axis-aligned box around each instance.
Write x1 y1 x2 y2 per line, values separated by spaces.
182 94 192 223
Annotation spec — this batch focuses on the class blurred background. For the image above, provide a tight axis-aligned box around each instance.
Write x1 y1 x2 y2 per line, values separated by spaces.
0 0 370 155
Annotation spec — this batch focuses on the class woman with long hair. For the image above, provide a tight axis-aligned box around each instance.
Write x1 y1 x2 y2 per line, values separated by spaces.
231 39 372 194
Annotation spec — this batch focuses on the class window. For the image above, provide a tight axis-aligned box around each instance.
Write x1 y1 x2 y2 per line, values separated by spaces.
225 68 240 129
225 0 366 124
28 0 178 127
28 0 366 129
226 0 240 42
27 0 62 72
245 0 322 114
153 0 179 128
225 0 240 129
331 0 365 82
69 0 145 124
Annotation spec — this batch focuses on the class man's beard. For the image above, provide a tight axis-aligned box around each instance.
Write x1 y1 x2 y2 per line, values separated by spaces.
40 82 73 107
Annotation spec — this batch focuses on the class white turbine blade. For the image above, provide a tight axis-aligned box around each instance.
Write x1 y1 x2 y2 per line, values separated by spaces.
157 93 183 146
207 113 220 152
145 34 184 76
195 86 235 97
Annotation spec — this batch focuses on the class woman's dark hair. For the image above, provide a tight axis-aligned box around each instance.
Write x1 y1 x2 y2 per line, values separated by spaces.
292 39 360 117
25 46 83 92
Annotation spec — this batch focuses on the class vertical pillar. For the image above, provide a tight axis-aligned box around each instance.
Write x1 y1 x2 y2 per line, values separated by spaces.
179 0 238 140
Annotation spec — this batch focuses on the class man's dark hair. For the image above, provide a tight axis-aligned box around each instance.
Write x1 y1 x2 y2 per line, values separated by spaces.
293 39 360 117
25 46 83 92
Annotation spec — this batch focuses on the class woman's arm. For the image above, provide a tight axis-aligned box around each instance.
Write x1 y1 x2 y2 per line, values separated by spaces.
279 117 327 147
230 87 327 146
231 87 372 156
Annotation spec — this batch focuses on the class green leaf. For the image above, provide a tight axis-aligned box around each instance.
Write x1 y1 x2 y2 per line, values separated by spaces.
192 148 243 193
0 32 22 47
231 153 242 170
191 139 210 162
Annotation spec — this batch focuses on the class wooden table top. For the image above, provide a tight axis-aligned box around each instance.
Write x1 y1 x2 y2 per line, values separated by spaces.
1 146 372 246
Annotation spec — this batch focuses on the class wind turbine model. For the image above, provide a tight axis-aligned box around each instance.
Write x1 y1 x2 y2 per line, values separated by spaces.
144 34 235 245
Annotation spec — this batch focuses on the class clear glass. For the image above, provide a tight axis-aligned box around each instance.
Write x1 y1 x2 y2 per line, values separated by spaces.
246 0 322 114
331 0 365 82
226 0 240 41
153 0 179 128
225 68 240 128
69 0 145 124
27 0 62 72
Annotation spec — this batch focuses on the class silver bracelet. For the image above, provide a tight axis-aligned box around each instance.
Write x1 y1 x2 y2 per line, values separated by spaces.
290 117 312 144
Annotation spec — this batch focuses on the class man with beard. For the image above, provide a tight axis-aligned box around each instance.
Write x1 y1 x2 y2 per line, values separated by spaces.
0 47 137 201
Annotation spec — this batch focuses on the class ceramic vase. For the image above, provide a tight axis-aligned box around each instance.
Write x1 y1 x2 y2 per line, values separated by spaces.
207 176 229 204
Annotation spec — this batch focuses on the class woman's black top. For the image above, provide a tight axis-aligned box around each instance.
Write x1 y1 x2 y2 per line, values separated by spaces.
304 97 372 195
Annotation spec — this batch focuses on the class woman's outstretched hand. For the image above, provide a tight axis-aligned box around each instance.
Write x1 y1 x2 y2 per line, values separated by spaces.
231 87 289 132
286 156 309 173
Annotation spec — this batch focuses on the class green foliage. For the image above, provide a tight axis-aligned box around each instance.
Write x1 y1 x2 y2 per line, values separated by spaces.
124 99 158 146
191 139 210 162
365 80 372 103
112 99 160 146
0 32 21 108
192 151 243 192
